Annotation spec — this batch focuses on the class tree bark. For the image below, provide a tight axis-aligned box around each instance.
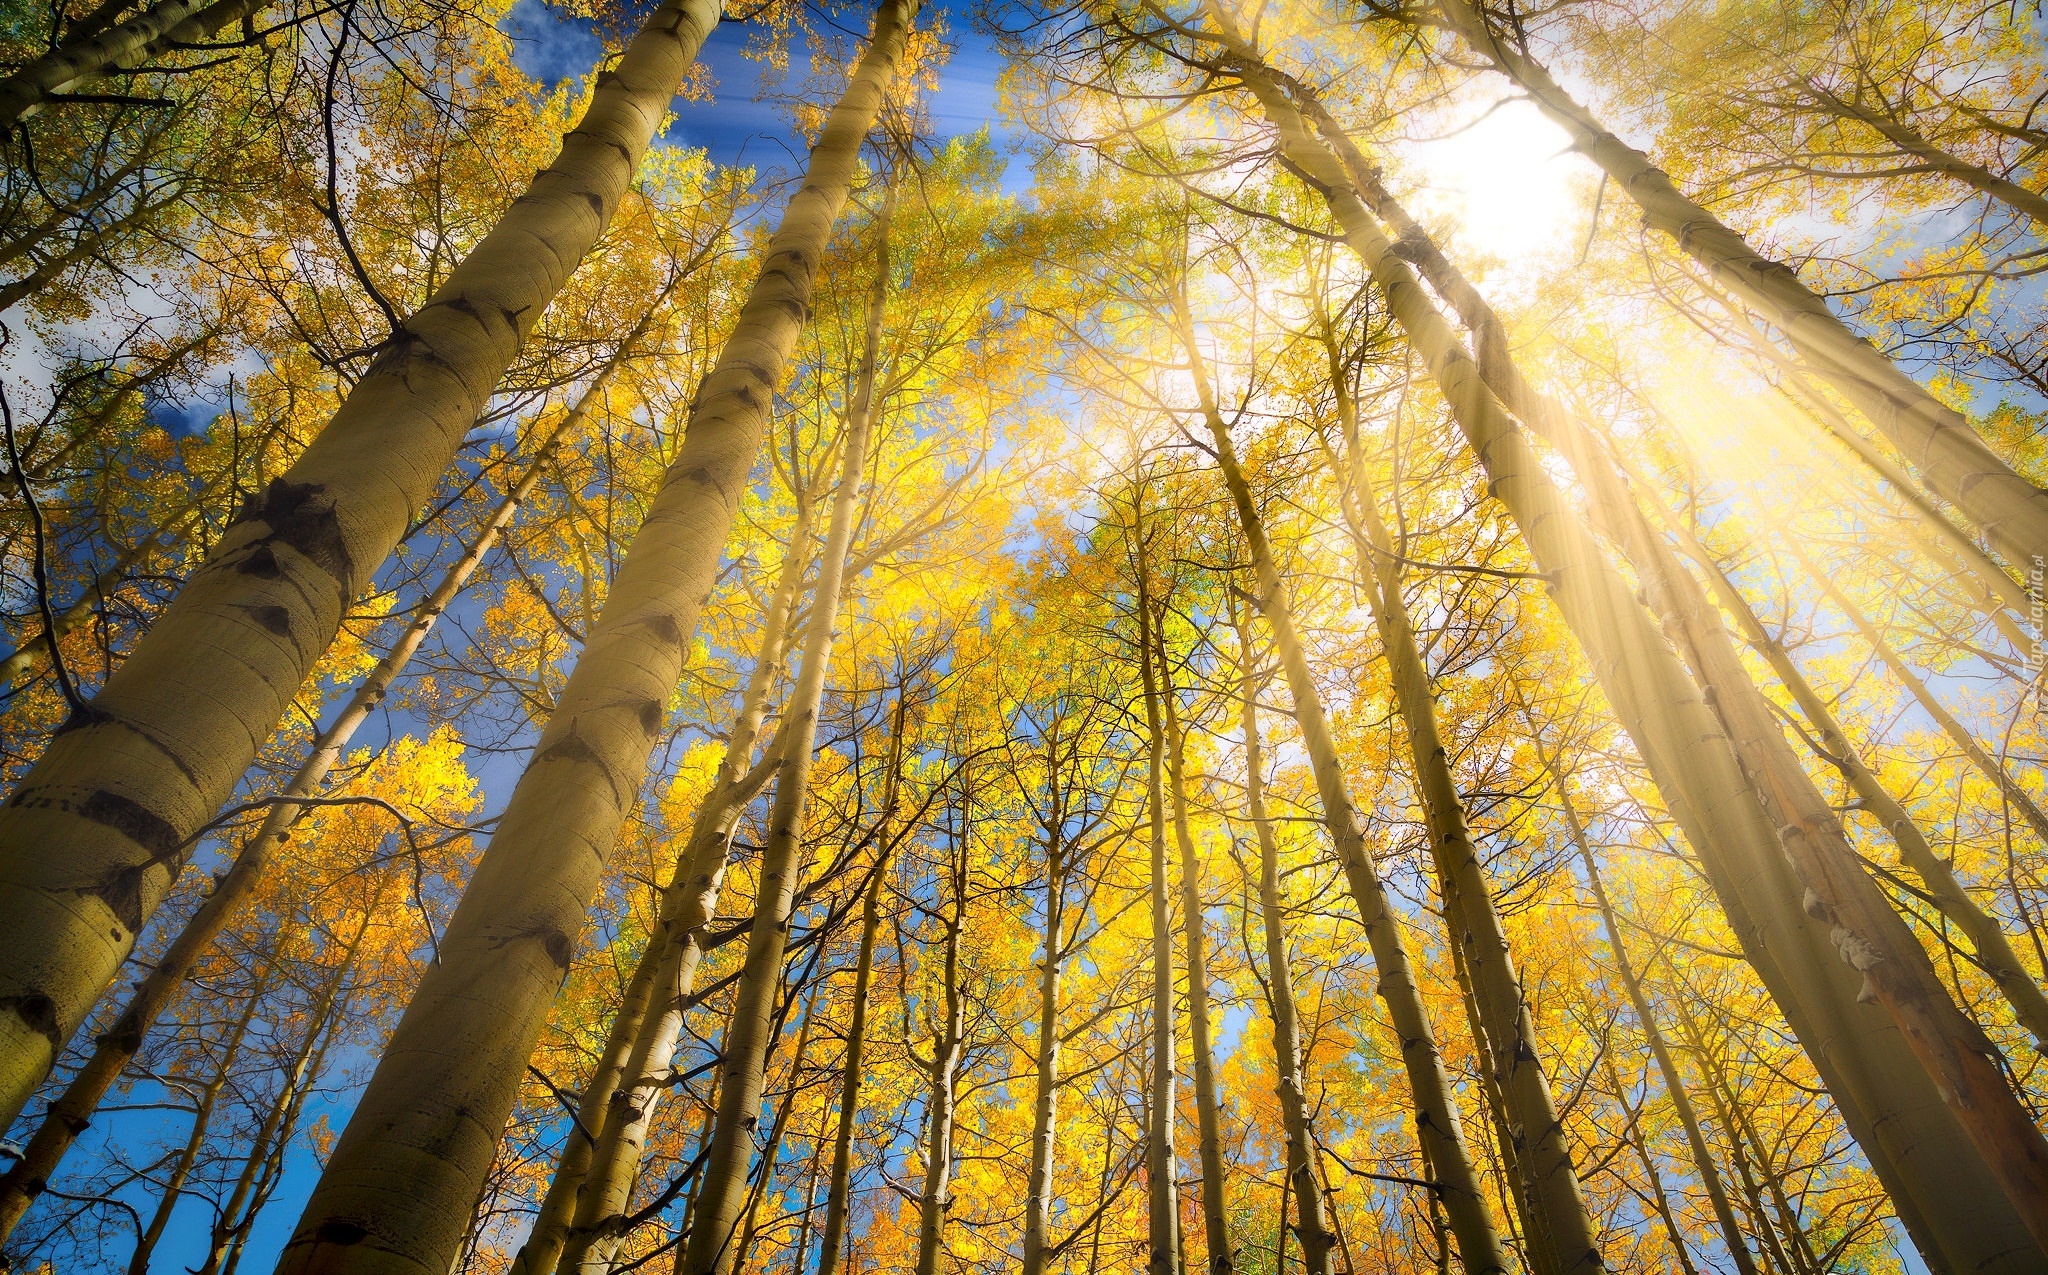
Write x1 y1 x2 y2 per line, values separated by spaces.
0 0 723 1131
1158 618 1232 1275
1539 744 1761 1275
1228 599 1335 1275
1132 503 1185 1275
0 0 266 131
1315 319 1604 1275
1020 724 1070 1275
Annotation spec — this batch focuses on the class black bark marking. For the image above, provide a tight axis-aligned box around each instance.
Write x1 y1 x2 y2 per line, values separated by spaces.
638 699 664 735
53 701 116 737
536 729 598 765
236 545 282 578
242 604 292 637
311 1220 369 1246
98 1004 145 1055
0 992 61 1049
582 190 605 217
84 862 150 933
231 479 356 600
76 789 183 861
638 613 683 646
540 928 574 969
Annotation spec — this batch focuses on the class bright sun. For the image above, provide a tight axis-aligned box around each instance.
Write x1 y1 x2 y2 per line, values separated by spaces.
1394 93 1590 280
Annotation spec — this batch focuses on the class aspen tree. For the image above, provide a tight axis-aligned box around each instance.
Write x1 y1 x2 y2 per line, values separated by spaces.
817 854 888 1275
1130 493 1185 1275
1211 33 2048 1266
1165 287 1510 1275
1158 612 1232 1275
814 686 915 1275
1311 310 1605 1275
1019 719 1071 1275
1226 595 1335 1275
269 3 915 1267
673 98 909 1269
0 0 724 1126
524 509 811 1275
0 329 659 1246
1624 465 2048 1051
912 795 971 1275
1530 725 1761 1275
123 956 274 1275
1418 0 2048 568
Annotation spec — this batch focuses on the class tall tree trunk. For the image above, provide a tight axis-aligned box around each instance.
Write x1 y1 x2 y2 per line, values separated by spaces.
1596 1050 1702 1275
1631 476 2048 1051
1777 528 2048 851
673 108 907 1271
0 340 651 1247
1314 320 1604 1275
816 859 888 1275
123 963 269 1275
0 0 723 1130
1217 38 2048 1267
1423 0 2048 567
527 507 811 1275
1158 622 1232 1275
1793 78 2048 228
269 4 912 1267
1228 599 1335 1275
1132 510 1185 1275
1020 726 1070 1275
199 888 381 1275
1170 289 1509 1275
734 973 823 1270
912 843 968 1275
1534 741 1761 1275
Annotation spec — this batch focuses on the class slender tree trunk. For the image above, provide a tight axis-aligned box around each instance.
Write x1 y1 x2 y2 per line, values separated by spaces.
1424 0 2048 567
1781 530 2048 851
1171 289 1508 1274
1445 918 1552 1275
1020 728 1069 1275
0 0 724 1131
673 109 907 1272
1218 39 2048 1266
1315 327 1603 1275
1672 1002 1813 1275
0 349 648 1248
1597 1050 1702 1275
200 894 377 1275
530 509 811 1275
912 859 967 1275
1537 746 1761 1275
1228 600 1334 1275
735 977 822 1270
1637 484 2048 1051
1795 79 2048 228
126 958 272 1275
1159 626 1232 1275
1132 514 1185 1275
817 863 888 1275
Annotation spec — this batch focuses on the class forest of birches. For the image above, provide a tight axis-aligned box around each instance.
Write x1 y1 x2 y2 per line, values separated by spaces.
0 0 2045 1270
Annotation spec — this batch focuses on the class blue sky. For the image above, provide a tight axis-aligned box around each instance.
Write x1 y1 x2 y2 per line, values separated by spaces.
501 0 1023 179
